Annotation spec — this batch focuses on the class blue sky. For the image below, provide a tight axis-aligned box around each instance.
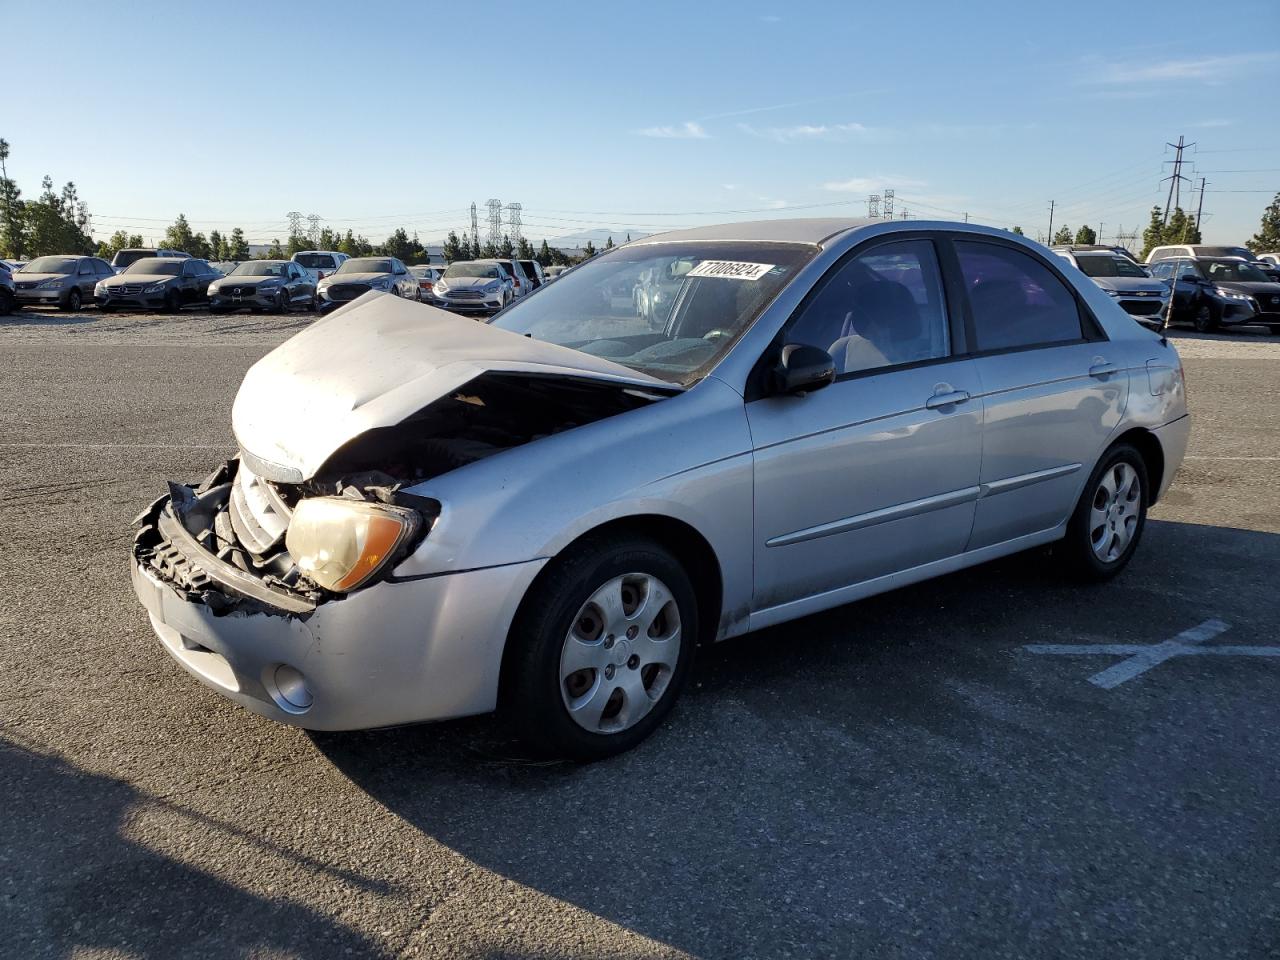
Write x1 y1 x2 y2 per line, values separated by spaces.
3 0 1277 247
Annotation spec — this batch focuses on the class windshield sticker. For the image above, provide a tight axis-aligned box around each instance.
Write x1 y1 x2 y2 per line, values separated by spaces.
686 260 776 281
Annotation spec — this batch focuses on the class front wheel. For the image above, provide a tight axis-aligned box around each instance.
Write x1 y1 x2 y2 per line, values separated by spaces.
272 290 287 314
164 290 181 314
63 288 82 312
1193 303 1217 333
1058 444 1149 581
503 536 698 761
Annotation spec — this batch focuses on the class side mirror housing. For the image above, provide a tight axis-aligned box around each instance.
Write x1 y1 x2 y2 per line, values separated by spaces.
771 343 836 396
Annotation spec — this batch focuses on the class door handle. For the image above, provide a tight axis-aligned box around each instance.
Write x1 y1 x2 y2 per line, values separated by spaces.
1089 360 1118 378
925 389 970 410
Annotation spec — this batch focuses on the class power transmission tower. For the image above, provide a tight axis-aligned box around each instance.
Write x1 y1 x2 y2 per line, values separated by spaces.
867 194 880 218
882 189 894 221
286 211 302 241
1161 135 1195 224
306 214 321 246
900 208 909 220
469 202 479 250
486 198 502 246
1047 200 1055 242
505 202 522 244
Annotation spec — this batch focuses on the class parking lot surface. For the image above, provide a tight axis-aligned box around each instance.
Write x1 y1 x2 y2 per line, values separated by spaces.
3 307 1279 959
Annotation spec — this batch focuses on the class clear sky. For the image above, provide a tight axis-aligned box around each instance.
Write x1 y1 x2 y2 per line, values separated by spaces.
3 0 1277 248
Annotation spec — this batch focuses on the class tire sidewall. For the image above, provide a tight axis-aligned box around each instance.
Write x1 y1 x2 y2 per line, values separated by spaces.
1064 443 1149 580
506 537 699 761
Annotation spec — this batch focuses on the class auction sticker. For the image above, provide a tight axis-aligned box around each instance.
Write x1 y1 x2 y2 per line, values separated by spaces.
686 260 775 281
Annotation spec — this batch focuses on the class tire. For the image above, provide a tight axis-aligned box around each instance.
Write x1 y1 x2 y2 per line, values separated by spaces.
164 290 181 314
1058 443 1149 582
272 290 287 314
0 291 12 316
503 535 698 761
63 288 82 312
308 293 318 313
1192 303 1217 333
97 303 112 313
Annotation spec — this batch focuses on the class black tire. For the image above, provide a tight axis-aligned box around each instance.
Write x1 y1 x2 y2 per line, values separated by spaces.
503 535 699 762
0 291 12 316
1058 443 1149 582
1192 303 1217 333
308 292 318 313
164 290 181 314
97 302 112 313
63 288 82 312
272 290 287 314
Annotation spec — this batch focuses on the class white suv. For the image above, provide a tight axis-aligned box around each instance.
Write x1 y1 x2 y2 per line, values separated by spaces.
1146 244 1261 265
292 250 349 284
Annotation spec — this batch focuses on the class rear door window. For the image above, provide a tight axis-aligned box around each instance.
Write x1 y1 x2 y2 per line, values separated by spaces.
954 241 1084 352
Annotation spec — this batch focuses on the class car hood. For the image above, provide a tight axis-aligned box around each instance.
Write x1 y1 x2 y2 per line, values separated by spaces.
1092 276 1165 294
322 272 390 285
212 276 276 287
439 275 501 289
1213 280 1280 296
231 293 680 482
105 273 173 285
13 272 71 283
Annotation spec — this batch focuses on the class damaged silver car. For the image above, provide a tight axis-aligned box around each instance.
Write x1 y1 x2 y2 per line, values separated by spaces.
132 219 1189 760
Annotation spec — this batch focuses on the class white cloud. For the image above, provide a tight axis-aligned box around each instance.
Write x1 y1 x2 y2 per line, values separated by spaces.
721 183 739 191
823 175 927 193
737 121 880 143
635 121 709 139
1088 52 1277 85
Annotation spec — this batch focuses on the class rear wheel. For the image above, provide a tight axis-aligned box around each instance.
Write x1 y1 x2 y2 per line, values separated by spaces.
503 536 698 761
1058 443 1148 581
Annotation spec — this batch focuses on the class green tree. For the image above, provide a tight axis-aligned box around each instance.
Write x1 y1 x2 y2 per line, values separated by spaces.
1074 225 1097 245
537 239 552 266
1051 225 1073 245
263 238 285 259
1010 225 1024 236
605 235 615 249
1248 191 1280 253
226 227 249 261
0 137 23 257
480 239 498 259
1166 206 1200 245
24 176 94 255
316 227 340 251
1140 206 1164 260
163 213 198 254
516 236 535 260
581 240 597 259
497 234 515 258
207 229 225 261
286 231 311 257
443 230 465 263
381 227 417 261
96 230 143 260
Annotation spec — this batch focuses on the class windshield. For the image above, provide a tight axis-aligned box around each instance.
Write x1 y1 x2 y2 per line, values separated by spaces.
111 250 157 268
122 259 182 276
336 258 392 275
1198 246 1256 261
20 256 78 274
444 262 501 279
1076 255 1149 279
231 262 287 277
489 241 817 384
1203 259 1269 283
294 253 337 269
518 260 539 276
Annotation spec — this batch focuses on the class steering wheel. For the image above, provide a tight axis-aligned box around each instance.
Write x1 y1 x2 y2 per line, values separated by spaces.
702 328 732 341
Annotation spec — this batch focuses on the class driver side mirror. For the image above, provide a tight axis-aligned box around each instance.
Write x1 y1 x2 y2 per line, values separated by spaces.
771 343 836 396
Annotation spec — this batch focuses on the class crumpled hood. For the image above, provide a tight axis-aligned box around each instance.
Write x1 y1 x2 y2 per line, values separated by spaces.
1093 276 1166 294
232 293 678 481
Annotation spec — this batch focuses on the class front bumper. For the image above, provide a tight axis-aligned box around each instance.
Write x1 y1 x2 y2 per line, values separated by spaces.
438 295 504 314
210 289 276 310
131 491 546 730
14 288 65 305
99 292 168 309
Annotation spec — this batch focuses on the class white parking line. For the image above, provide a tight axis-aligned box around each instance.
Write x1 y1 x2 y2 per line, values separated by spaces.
1184 456 1280 462
1024 619 1280 688
0 442 229 449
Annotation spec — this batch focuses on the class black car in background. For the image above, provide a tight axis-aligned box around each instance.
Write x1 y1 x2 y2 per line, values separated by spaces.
1149 257 1280 332
97 257 222 312
208 260 316 313
0 260 13 315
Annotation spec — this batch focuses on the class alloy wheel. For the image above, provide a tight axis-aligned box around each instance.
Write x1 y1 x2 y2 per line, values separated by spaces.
559 573 682 734
1089 462 1141 563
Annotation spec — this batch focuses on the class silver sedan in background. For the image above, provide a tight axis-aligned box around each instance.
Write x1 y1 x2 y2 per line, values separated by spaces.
131 219 1188 760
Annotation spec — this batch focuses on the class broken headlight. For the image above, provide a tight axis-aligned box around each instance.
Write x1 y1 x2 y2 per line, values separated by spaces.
285 497 422 593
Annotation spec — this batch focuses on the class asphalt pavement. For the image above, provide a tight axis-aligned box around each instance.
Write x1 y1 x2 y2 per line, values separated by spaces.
2 305 1279 959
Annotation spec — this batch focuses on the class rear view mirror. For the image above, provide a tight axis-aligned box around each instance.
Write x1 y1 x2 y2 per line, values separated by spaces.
772 343 836 396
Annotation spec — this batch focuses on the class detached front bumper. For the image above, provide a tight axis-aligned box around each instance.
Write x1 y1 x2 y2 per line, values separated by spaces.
131 488 547 730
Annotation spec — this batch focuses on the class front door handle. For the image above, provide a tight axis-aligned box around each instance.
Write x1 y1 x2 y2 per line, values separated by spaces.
925 388 970 410
1089 359 1118 378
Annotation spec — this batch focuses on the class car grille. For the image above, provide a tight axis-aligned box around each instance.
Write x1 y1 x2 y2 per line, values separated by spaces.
15 281 37 290
228 461 293 556
447 289 485 300
1122 301 1163 316
110 283 146 295
329 283 370 300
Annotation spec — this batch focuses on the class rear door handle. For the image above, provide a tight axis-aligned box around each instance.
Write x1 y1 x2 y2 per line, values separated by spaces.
925 389 970 410
1089 360 1118 378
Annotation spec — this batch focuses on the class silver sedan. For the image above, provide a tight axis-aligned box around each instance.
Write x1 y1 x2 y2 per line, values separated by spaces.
131 219 1189 760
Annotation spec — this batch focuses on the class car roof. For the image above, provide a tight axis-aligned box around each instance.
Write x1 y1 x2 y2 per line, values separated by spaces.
634 217 882 246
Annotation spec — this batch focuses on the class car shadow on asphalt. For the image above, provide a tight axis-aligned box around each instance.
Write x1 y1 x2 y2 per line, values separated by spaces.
0 738 397 959
1 310 101 327
311 519 1280 958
